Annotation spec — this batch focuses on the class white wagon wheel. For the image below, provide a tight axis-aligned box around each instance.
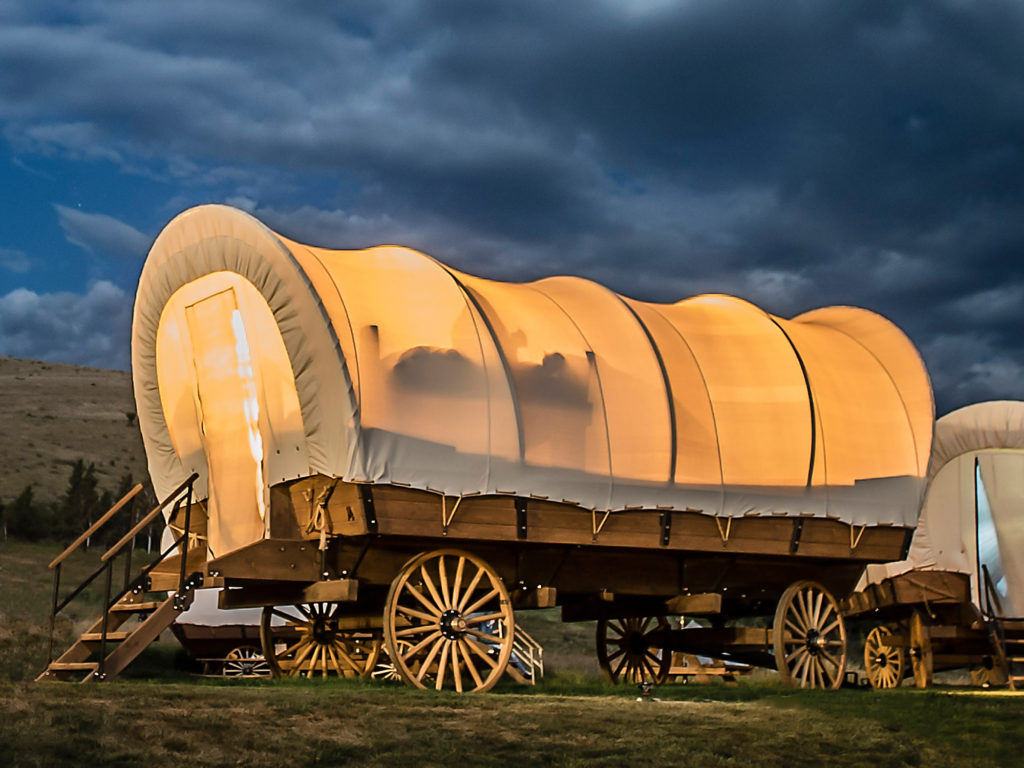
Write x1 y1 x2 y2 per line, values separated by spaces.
222 644 271 678
383 549 515 693
773 580 847 689
908 610 933 689
596 616 671 685
259 602 382 678
863 624 905 689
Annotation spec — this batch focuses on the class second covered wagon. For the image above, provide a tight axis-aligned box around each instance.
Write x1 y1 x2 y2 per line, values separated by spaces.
130 204 933 690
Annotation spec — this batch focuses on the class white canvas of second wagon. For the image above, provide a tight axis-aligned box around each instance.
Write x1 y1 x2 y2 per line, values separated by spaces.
40 204 933 690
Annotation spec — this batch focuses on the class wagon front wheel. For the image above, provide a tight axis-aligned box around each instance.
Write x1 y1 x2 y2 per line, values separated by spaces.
863 624 904 689
596 616 671 685
383 549 515 693
773 580 847 689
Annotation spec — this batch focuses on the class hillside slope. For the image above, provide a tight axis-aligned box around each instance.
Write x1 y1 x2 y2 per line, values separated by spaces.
0 356 148 504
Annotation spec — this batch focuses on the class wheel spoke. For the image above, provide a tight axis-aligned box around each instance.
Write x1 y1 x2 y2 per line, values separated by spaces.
403 630 443 660
811 590 823 629
613 653 630 679
605 647 626 663
416 636 446 683
464 628 501 644
463 635 499 669
456 567 485 612
438 556 452 610
463 588 499 617
395 623 441 637
450 556 466 610
607 620 626 638
786 646 808 664
420 565 447 612
396 603 440 624
465 611 506 626
404 583 443 617
820 618 842 638
333 641 362 674
458 639 484 688
450 639 464 693
435 640 451 691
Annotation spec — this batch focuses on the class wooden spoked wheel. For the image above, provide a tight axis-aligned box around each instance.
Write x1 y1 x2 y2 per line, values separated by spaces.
371 639 412 682
773 580 847 689
908 610 933 689
223 645 271 678
383 549 515 693
596 616 671 684
970 656 1007 688
259 602 383 678
863 625 904 688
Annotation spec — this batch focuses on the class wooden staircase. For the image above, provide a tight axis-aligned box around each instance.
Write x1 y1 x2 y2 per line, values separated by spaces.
989 618 1024 692
981 565 1024 691
37 473 202 683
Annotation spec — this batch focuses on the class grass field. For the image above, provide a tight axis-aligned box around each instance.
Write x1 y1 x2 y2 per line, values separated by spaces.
3 542 1024 767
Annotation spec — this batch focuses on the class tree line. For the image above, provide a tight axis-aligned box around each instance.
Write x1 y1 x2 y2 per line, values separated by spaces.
0 459 161 548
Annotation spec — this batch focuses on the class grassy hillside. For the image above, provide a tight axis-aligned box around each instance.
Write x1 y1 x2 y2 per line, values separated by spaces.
0 356 148 506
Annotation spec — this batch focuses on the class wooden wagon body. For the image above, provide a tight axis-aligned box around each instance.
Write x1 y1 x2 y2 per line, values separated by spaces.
40 205 933 690
846 401 1024 689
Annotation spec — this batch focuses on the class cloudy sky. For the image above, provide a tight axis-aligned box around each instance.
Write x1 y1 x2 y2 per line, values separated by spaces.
1 0 1022 415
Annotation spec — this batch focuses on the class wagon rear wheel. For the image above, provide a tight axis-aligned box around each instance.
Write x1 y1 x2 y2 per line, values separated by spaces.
863 624 905 689
383 549 515 693
223 644 271 678
908 610 933 689
596 616 671 685
773 580 847 689
259 602 383 678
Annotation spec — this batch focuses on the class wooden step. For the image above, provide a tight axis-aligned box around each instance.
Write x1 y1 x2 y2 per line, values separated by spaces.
80 631 132 642
46 662 98 671
110 601 162 612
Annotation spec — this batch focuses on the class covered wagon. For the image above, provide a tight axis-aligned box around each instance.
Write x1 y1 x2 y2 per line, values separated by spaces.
848 401 1024 689
41 204 933 690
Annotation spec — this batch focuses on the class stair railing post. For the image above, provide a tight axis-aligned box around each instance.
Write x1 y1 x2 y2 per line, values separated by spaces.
122 493 138 594
177 479 194 596
47 562 61 667
98 560 113 680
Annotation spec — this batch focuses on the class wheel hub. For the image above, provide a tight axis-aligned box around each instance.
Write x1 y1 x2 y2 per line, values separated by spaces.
804 628 822 656
312 617 337 645
440 609 466 640
627 631 649 655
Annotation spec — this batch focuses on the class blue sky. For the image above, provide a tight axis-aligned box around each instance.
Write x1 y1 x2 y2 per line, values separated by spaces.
1 0 1023 414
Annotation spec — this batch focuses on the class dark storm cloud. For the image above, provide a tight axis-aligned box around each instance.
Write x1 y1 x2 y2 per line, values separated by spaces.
1 0 1023 412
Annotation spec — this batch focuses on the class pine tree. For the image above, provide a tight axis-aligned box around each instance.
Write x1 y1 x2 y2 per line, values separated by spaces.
8 485 46 540
57 459 102 542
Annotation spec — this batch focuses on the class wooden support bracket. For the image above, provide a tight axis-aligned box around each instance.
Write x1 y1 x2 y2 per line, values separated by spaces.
849 524 866 552
441 495 463 534
715 516 732 545
592 509 612 540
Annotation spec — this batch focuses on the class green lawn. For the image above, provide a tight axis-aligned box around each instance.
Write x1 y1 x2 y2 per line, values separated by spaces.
2 541 1023 767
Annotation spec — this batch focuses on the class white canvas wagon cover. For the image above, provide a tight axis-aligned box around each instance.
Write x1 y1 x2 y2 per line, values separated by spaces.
133 205 932 557
861 401 1024 615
